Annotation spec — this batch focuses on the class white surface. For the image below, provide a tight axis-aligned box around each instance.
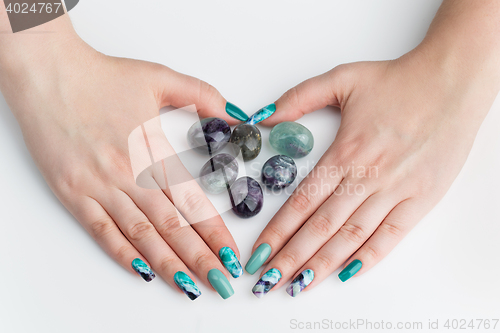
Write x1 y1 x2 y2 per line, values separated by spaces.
1 1 499 332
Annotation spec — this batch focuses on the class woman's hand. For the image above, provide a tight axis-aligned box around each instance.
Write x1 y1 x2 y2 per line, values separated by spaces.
247 33 500 296
0 16 242 300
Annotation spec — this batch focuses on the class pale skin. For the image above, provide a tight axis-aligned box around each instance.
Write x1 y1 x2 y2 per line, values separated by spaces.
1 0 499 297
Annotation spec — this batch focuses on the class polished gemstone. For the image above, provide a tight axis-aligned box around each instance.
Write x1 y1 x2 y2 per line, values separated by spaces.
269 122 314 158
229 124 262 161
187 117 231 155
261 155 297 189
229 177 263 218
199 154 238 194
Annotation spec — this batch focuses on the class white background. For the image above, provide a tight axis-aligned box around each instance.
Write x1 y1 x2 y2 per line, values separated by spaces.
1 1 499 332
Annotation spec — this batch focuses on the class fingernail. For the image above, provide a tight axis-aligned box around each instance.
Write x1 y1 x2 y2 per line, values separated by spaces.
207 268 234 299
174 271 202 300
219 247 243 278
226 101 249 122
245 243 272 275
245 103 276 125
338 259 362 282
252 268 281 298
286 269 314 297
131 258 155 282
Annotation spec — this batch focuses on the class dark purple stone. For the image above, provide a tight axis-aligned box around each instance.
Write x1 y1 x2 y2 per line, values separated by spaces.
229 177 263 218
261 155 297 189
187 117 231 155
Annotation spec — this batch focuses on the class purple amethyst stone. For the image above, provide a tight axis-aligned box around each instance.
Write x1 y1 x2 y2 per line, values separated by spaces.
229 177 263 218
187 117 231 155
261 155 297 189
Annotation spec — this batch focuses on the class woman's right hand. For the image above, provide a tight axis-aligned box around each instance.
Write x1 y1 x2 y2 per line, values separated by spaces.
0 16 241 300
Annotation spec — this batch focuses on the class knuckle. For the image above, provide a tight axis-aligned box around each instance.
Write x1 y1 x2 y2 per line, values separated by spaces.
204 227 226 246
285 86 301 109
278 249 300 268
198 80 219 103
89 218 115 239
178 190 205 214
306 214 334 238
314 252 334 271
192 251 214 271
125 221 155 241
158 256 178 274
288 192 313 214
112 245 132 263
338 223 367 244
379 221 404 238
265 223 288 244
363 244 379 260
156 213 182 235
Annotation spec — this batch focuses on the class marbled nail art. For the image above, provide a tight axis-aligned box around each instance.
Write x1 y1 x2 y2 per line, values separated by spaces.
174 271 201 300
286 269 314 297
131 258 155 282
245 103 276 125
252 268 282 298
219 247 243 278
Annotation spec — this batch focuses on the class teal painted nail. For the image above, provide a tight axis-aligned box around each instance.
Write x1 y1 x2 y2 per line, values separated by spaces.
207 268 234 299
174 271 201 300
219 247 243 278
226 102 248 122
131 258 155 282
286 269 314 297
338 259 362 282
252 268 282 298
245 243 272 275
245 103 276 125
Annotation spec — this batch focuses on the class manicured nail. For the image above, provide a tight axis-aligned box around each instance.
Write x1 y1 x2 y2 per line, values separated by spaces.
245 103 276 125
174 271 202 300
226 101 249 122
131 258 155 282
219 247 243 278
207 268 234 299
286 269 314 297
252 268 282 298
245 243 272 275
338 259 362 282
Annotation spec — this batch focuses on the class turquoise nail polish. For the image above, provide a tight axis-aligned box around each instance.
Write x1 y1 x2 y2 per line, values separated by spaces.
252 268 282 298
286 269 314 297
245 103 276 125
338 259 362 282
131 258 155 282
226 102 248 122
245 243 272 275
219 247 243 278
207 268 234 299
174 271 202 300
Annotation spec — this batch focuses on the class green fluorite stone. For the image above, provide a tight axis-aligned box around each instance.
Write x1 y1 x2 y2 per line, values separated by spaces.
269 122 314 158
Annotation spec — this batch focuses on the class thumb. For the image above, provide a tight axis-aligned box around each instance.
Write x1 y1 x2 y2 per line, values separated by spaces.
260 65 352 126
156 66 240 125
